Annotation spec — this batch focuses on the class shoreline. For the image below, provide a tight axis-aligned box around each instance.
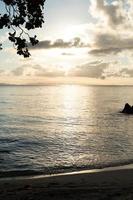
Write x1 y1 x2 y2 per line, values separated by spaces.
1 164 133 199
0 163 133 180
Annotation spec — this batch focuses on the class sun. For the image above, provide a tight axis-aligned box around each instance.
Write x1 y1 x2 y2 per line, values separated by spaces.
63 25 83 41
62 24 91 44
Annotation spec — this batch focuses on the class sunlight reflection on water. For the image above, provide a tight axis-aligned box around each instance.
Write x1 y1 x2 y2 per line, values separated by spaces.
0 85 133 174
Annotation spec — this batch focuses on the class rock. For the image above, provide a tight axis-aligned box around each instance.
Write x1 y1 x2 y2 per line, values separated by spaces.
121 103 133 114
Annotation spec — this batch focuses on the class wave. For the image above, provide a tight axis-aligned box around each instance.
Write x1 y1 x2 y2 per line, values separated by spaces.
1 159 133 178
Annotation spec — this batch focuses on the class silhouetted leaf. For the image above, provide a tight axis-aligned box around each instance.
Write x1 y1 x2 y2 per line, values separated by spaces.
0 0 46 57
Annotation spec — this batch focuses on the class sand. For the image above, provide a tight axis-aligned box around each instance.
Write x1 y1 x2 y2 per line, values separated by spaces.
0 165 133 199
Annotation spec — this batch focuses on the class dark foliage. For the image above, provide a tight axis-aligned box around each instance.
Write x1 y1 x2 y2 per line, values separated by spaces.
0 0 46 57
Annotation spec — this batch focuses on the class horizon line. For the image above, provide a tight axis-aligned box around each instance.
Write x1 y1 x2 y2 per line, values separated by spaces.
0 83 133 87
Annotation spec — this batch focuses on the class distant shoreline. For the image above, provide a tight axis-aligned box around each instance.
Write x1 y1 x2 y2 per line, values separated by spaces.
1 83 133 87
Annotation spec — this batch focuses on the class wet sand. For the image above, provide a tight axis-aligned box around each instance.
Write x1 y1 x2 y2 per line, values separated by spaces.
0 165 133 199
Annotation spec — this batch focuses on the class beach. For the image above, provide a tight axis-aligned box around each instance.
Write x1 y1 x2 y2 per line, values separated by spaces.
1 165 133 200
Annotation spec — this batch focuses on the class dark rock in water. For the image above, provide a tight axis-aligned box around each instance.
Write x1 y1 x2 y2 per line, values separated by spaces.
122 103 133 114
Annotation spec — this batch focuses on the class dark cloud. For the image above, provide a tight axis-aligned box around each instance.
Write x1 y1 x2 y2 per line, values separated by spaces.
90 47 122 55
95 33 133 49
88 1 133 56
62 52 75 56
29 39 70 50
96 0 125 27
68 61 108 78
29 37 87 50
120 68 133 77
90 33 133 55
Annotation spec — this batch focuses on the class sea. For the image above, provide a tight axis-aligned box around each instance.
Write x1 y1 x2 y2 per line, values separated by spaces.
0 85 133 177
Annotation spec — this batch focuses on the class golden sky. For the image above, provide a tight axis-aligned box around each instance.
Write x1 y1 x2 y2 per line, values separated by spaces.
0 0 133 85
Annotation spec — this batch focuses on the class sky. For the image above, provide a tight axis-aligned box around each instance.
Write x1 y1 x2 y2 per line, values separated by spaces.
0 0 133 85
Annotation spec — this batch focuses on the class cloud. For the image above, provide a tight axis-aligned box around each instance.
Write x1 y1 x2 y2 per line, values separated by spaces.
89 0 128 27
101 61 133 78
96 0 125 27
11 64 66 77
9 61 109 79
3 0 133 83
3 59 133 80
120 68 133 77
90 33 133 55
87 0 133 59
12 64 47 76
0 68 10 76
90 47 122 55
61 52 75 56
68 61 108 78
0 69 5 74
29 37 86 50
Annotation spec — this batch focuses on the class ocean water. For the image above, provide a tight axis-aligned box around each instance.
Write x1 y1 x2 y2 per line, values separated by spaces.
0 85 133 176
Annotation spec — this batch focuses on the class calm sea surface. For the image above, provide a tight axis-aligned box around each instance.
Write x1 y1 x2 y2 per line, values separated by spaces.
0 85 133 176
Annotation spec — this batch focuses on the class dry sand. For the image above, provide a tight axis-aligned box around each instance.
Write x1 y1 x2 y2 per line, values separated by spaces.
0 165 133 199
